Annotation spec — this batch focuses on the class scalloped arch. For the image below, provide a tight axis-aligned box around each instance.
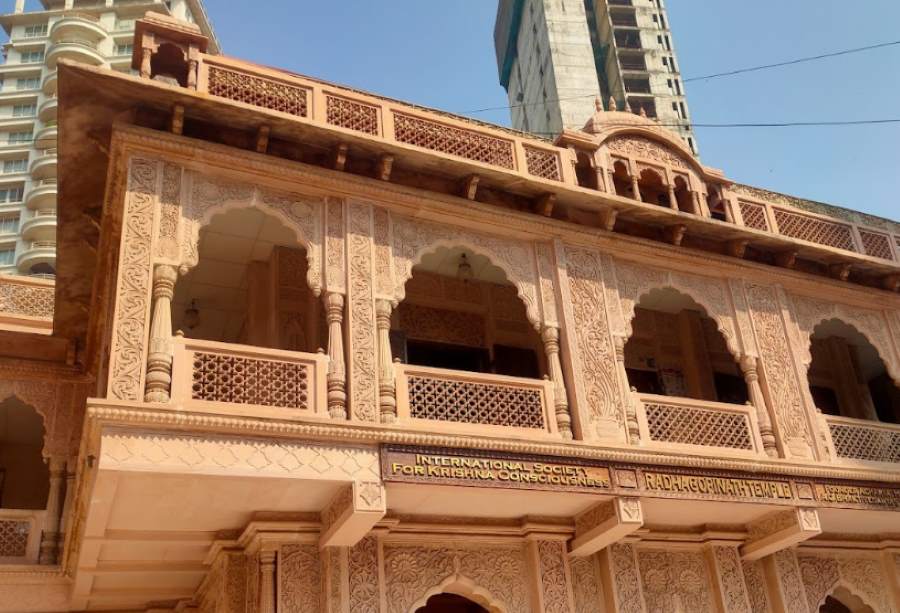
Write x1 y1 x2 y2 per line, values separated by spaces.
409 575 507 613
601 126 704 176
819 584 879 613
181 173 324 295
0 384 51 456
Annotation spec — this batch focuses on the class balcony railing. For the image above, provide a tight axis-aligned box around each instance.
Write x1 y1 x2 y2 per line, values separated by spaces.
827 415 900 464
0 509 45 564
0 273 54 320
170 338 328 417
192 57 900 269
395 363 557 435
636 393 763 455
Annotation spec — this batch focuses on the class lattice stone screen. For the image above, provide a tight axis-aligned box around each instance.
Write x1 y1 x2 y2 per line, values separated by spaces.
393 113 516 169
0 282 54 318
0 520 29 558
524 146 562 181
326 94 379 135
738 201 769 231
208 65 309 117
859 230 894 261
644 401 754 450
829 421 900 463
406 374 546 429
192 351 310 409
772 208 856 252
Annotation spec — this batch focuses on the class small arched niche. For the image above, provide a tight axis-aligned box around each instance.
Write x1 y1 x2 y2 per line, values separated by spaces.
150 42 189 87
625 287 748 403
807 319 900 424
637 168 669 208
612 160 633 198
172 207 326 353
415 593 489 613
0 397 49 510
394 245 545 379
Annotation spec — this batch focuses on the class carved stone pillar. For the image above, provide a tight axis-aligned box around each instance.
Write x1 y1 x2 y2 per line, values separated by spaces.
667 184 678 210
630 175 642 202
740 355 778 457
325 292 347 419
259 549 277 613
56 456 76 558
187 59 198 89
613 336 641 444
140 44 153 78
145 264 178 403
39 457 66 564
541 326 573 439
375 299 397 424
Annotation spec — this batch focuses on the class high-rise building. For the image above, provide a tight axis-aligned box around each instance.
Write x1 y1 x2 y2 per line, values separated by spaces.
494 0 698 154
0 0 217 278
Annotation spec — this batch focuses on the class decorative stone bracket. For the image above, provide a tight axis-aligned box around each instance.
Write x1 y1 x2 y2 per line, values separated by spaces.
319 481 386 549
740 507 821 561
569 497 643 558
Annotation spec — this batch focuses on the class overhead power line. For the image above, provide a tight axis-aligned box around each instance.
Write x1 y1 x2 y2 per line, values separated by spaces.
460 39 900 115
525 118 900 137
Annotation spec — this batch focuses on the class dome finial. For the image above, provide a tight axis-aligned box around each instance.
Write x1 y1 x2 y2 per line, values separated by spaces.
608 96 617 112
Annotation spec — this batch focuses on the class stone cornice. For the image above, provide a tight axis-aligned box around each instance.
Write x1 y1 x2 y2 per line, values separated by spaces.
82 401 900 484
107 125 900 312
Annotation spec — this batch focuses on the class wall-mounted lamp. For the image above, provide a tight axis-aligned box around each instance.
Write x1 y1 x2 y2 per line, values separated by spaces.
184 300 200 330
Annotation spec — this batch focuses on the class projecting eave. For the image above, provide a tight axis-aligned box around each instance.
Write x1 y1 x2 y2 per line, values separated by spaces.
55 59 900 363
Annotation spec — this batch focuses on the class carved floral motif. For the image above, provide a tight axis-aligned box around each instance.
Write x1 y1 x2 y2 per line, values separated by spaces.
605 134 691 170
156 162 182 260
741 560 769 613
608 544 644 613
637 548 713 613
349 536 380 612
348 202 378 422
537 540 573 613
711 546 752 613
279 544 321 612
109 157 158 401
373 206 393 299
773 550 809 613
570 556 603 613
325 198 346 293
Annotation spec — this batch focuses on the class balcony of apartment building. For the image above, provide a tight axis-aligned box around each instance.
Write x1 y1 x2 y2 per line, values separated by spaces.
806 320 900 466
19 209 56 245
37 95 58 123
45 20 106 70
41 70 58 98
28 147 56 181
613 27 643 50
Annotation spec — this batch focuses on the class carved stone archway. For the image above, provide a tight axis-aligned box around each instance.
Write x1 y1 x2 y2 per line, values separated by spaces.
391 215 544 330
0 383 56 457
180 172 324 295
791 294 900 385
613 259 742 360
411 577 507 613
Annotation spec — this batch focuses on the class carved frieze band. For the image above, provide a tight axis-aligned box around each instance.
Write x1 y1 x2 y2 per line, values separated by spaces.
347 201 378 422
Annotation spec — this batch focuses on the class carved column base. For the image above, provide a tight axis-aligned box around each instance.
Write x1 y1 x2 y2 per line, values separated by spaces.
38 532 59 565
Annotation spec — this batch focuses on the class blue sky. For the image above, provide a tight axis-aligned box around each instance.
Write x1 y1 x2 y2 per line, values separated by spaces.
12 0 900 220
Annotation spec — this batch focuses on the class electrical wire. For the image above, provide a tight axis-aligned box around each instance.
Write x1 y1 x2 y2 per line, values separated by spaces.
460 39 900 115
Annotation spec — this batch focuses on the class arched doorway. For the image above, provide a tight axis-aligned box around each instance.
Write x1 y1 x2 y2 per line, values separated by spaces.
415 593 488 613
624 287 748 403
807 319 899 424
820 586 875 613
0 396 48 510
172 207 326 352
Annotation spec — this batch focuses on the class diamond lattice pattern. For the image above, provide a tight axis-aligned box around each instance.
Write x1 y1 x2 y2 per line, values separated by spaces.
0 520 29 558
326 94 379 135
0 283 53 318
208 66 308 117
645 402 753 450
192 352 309 409
859 230 894 260
524 146 562 181
830 423 900 463
773 209 856 251
738 201 769 231
407 375 545 429
393 113 515 169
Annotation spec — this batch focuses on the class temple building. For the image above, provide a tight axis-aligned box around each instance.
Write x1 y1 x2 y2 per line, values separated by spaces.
0 12 899 613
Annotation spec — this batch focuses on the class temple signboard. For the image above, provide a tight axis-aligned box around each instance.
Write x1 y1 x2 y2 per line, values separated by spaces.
381 446 900 511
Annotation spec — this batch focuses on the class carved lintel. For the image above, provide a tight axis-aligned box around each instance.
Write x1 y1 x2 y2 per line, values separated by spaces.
740 507 821 561
333 143 349 171
882 274 900 292
775 250 797 269
376 154 394 181
255 125 270 153
727 239 749 259
319 481 386 549
462 174 480 200
569 497 643 558
828 263 851 281
171 104 184 135
664 224 687 246
599 208 618 231
534 193 556 217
